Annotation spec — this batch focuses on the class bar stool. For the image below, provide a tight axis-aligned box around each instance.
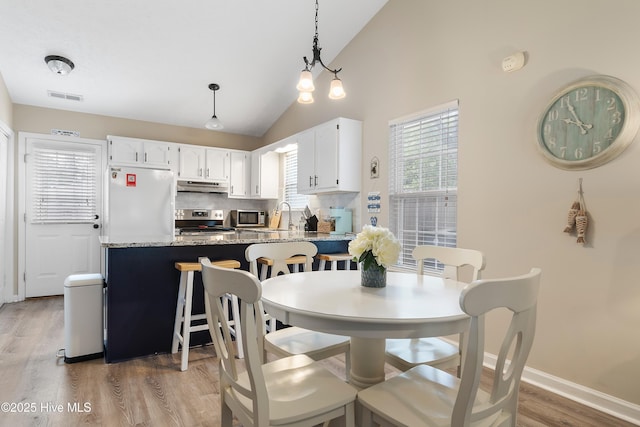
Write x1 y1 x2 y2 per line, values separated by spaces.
317 253 357 271
255 256 307 332
256 255 307 280
172 259 241 371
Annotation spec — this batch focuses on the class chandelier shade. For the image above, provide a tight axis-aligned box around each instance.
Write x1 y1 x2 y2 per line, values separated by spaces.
296 70 315 92
297 91 314 104
328 76 346 100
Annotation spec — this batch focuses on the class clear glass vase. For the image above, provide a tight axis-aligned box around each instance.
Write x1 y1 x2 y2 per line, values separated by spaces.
361 263 387 288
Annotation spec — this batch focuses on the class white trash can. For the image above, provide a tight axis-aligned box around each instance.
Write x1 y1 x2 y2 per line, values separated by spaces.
63 273 104 363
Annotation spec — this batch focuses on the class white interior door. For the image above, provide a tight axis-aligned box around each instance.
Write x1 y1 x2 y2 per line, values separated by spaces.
25 137 103 297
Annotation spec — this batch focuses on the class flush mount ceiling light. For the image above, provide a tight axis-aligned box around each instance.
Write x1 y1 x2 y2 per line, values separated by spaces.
44 55 75 75
205 83 224 130
296 0 346 104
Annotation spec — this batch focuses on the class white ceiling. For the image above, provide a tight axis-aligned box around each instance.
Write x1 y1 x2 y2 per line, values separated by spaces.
0 0 387 137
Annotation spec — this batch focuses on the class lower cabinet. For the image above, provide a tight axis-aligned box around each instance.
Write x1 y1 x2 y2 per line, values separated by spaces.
103 240 350 362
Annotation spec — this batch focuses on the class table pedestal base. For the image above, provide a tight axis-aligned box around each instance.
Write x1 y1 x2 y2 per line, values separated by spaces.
349 337 386 389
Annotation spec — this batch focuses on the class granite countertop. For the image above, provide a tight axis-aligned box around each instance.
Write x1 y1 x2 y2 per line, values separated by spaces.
100 230 356 248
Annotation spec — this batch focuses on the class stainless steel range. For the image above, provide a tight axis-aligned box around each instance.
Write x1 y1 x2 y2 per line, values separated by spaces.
175 209 235 235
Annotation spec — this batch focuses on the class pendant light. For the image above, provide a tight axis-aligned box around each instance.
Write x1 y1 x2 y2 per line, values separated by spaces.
296 0 345 103
205 83 224 130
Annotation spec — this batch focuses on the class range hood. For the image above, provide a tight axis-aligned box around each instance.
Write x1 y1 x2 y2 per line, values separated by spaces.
176 180 229 193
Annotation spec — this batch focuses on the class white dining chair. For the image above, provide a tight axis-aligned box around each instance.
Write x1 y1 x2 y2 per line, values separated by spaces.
385 245 485 375
358 268 542 427
245 241 352 380
200 259 357 427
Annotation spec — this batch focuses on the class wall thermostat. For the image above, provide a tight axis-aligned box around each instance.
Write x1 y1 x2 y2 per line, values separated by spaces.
502 51 525 72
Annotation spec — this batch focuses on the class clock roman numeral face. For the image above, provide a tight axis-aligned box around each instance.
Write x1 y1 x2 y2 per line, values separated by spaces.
540 85 625 162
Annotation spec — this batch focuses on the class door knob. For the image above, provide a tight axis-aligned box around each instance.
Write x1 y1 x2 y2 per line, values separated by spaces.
93 224 100 229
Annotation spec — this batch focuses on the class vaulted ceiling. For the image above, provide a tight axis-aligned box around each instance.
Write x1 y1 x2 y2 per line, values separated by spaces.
0 0 388 136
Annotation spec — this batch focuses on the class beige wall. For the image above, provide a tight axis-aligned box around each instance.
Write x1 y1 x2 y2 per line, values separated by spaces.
0 73 12 127
264 0 640 406
13 104 261 150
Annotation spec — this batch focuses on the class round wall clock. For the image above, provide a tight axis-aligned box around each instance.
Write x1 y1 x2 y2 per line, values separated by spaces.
537 75 640 170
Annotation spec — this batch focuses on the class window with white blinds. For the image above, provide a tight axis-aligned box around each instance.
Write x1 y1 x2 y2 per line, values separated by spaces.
31 147 97 224
283 148 309 209
389 100 459 273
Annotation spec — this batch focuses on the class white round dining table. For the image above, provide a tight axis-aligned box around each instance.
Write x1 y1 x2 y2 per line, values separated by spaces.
261 270 470 389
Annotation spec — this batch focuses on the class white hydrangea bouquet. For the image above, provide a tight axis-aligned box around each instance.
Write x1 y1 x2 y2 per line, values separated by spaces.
349 226 401 287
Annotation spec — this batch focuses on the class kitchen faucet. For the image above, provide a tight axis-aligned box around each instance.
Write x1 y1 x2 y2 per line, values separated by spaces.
278 201 295 230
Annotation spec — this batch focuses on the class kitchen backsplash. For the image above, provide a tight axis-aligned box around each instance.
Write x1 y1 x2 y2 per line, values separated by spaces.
175 192 271 221
176 191 361 233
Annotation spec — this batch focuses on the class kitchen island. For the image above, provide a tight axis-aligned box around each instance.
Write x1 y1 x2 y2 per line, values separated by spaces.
101 231 354 363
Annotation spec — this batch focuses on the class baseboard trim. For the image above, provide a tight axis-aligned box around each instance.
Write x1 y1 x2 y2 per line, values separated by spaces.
483 353 640 425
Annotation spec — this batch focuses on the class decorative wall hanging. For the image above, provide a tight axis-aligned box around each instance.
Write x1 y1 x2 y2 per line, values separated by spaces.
563 178 588 244
370 157 379 179
367 192 381 213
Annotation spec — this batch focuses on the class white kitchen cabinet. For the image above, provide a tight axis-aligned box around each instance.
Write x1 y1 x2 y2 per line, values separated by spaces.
177 145 230 182
296 118 362 194
205 148 230 181
177 144 205 180
250 150 279 199
229 151 250 198
107 135 173 169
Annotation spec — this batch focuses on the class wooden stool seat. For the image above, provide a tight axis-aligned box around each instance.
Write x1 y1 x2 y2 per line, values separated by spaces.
175 259 241 271
172 259 241 371
256 255 307 280
317 253 357 271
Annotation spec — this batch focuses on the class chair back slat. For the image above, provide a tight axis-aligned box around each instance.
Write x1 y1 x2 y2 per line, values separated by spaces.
453 267 541 426
245 241 317 278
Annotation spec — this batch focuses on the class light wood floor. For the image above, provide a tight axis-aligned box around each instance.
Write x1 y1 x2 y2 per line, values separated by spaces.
0 296 635 427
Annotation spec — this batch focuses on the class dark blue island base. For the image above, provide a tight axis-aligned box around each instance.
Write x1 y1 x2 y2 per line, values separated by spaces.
105 240 350 363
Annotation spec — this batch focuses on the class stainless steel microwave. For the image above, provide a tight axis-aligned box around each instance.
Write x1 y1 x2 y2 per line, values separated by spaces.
230 210 266 227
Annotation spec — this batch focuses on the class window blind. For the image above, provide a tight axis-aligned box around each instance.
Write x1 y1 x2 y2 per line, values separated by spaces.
283 148 309 209
31 147 97 224
389 100 459 273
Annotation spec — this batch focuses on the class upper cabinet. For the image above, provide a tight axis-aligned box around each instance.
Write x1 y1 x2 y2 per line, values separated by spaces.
296 118 362 194
250 150 279 199
107 135 173 169
177 145 230 182
205 148 230 181
229 151 249 198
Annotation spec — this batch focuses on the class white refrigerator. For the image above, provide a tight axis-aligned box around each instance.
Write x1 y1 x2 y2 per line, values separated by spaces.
103 166 175 241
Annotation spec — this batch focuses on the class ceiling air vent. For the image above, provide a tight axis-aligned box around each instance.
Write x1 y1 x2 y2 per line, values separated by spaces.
47 90 83 102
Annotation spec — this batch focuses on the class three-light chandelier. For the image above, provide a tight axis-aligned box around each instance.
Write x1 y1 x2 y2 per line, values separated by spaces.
296 0 346 104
